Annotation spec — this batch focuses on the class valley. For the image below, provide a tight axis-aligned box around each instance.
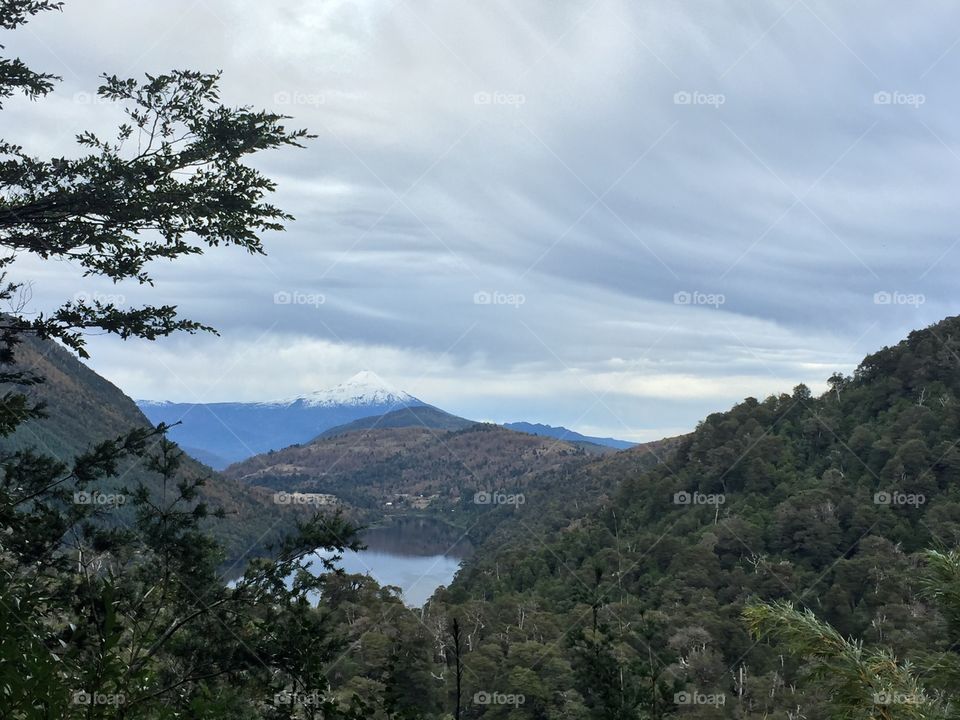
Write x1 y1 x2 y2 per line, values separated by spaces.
218 410 661 602
10 304 960 717
3 333 663 603
4 5 957 714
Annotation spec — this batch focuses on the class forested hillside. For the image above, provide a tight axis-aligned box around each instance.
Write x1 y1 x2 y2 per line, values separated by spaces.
6 0 960 716
224 423 596 521
313 316 960 718
1 334 302 564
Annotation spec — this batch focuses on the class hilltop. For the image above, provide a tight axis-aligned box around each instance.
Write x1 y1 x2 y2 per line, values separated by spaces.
316 405 476 438
222 422 594 520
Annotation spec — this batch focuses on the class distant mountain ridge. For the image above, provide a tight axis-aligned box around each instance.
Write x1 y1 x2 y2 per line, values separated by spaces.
138 371 428 468
502 421 636 450
141 370 418 411
316 407 636 453
141 373 639 468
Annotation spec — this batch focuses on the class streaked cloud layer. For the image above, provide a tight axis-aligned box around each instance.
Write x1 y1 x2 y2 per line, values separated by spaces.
7 0 960 439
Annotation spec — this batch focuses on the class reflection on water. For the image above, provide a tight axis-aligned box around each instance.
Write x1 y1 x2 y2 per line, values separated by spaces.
309 516 473 607
362 516 474 558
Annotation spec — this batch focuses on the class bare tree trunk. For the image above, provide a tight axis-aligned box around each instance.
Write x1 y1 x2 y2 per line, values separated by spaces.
451 618 463 720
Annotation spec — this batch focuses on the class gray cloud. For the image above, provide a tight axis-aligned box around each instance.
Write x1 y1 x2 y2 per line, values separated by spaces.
5 0 960 440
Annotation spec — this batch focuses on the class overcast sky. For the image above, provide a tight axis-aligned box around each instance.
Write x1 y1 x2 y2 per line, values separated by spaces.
5 0 960 441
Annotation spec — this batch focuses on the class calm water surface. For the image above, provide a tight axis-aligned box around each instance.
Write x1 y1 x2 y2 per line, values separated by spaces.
308 516 473 606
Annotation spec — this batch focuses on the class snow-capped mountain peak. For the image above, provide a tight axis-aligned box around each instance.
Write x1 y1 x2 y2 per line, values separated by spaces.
295 371 419 408
137 372 426 467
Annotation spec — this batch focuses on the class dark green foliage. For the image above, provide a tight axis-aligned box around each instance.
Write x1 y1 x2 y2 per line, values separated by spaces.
744 548 960 718
1 8 310 357
363 315 960 718
0 1 61 105
5 2 960 717
1 433 374 718
0 2 388 717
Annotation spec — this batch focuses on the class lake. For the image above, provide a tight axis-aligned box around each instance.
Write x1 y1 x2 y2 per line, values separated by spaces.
307 516 473 606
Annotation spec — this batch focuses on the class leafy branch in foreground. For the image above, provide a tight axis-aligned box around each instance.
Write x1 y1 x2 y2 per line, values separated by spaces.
0 2 383 717
1 2 312 355
0 1 62 105
745 600 932 719
742 545 960 720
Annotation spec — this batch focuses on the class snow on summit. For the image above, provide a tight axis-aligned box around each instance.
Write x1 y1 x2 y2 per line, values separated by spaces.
137 370 425 467
291 371 419 408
